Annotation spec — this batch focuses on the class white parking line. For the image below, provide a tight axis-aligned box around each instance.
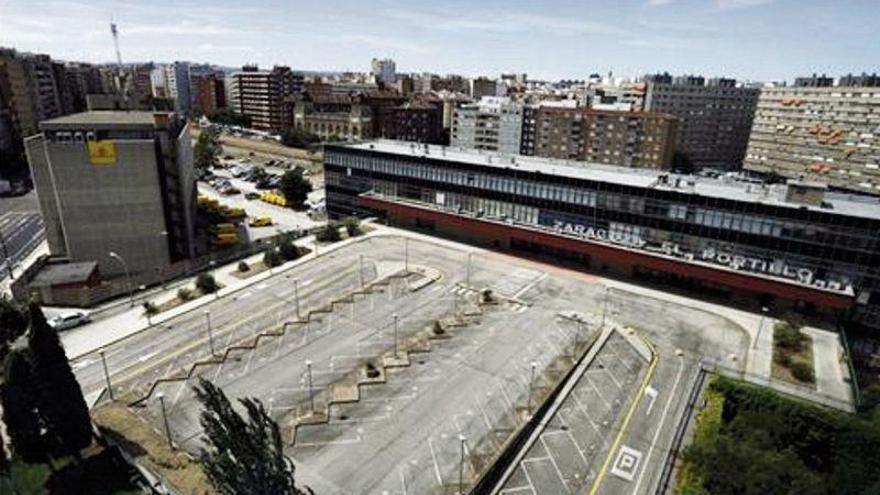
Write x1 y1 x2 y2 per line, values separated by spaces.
427 437 444 485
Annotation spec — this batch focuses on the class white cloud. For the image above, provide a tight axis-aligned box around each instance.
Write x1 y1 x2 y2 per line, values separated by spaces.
648 0 675 6
383 9 628 36
716 0 776 10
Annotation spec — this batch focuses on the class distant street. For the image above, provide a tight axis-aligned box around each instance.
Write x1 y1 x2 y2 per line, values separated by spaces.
0 192 44 282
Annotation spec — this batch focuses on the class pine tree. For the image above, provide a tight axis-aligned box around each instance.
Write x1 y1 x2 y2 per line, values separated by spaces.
1 349 47 464
194 378 311 495
26 303 92 458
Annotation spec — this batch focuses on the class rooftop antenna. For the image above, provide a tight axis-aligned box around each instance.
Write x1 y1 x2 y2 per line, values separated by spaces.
110 20 129 101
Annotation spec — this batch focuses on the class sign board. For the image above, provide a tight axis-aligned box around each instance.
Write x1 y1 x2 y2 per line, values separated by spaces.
87 140 117 165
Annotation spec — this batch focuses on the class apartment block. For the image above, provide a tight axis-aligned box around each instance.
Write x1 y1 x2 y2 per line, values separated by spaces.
744 74 880 194
451 97 523 154
470 77 498 100
24 111 197 276
645 74 759 170
371 58 396 85
229 65 302 132
533 106 678 169
290 92 373 140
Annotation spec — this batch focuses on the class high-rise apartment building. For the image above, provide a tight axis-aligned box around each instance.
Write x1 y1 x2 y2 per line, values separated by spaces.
470 77 498 100
744 74 880 194
228 65 302 132
165 61 191 115
371 58 397 85
452 96 523 155
188 65 226 116
532 105 678 169
24 111 197 277
645 74 759 170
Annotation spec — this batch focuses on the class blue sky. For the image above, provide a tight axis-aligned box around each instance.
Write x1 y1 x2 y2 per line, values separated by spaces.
0 0 877 81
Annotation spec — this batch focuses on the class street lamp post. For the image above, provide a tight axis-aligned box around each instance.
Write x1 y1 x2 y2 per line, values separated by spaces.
753 306 769 350
204 310 216 357
404 238 409 273
466 252 473 286
305 360 314 413
358 254 365 288
99 349 113 400
109 251 134 307
458 435 467 495
527 361 537 415
158 230 168 289
156 393 173 449
601 286 610 329
209 260 218 299
393 313 399 357
293 278 301 320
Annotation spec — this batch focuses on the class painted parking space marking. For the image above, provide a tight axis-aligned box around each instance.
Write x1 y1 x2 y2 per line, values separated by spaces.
610 445 642 482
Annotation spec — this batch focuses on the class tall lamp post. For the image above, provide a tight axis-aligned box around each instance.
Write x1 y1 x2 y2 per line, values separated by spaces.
204 310 217 357
157 230 168 289
109 251 134 307
753 306 769 350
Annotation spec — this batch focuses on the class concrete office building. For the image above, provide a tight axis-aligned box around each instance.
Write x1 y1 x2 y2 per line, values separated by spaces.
325 140 880 328
532 105 678 169
744 74 880 195
371 58 397 85
228 65 302 132
645 74 759 170
452 96 523 154
24 111 197 277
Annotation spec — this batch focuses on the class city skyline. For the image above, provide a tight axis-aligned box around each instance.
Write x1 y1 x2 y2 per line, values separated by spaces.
1 0 877 82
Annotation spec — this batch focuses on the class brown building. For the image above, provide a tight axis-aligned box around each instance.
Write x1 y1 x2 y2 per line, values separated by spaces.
373 97 444 143
289 92 373 140
228 65 302 132
534 106 678 169
194 75 226 116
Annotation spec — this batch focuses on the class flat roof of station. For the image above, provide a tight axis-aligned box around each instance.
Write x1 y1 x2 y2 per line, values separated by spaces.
333 140 880 221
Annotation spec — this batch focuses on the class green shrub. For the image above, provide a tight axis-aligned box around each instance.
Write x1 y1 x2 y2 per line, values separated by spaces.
278 240 301 261
774 321 804 351
196 273 218 294
237 261 250 272
790 361 814 383
314 223 341 243
775 348 793 367
263 249 283 268
480 289 495 304
177 287 194 301
342 217 362 237
432 320 445 335
365 361 380 379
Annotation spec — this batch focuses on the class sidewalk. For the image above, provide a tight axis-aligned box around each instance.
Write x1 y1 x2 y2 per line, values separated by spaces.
61 226 382 360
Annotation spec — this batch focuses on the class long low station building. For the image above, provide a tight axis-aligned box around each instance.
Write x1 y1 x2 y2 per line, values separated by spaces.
324 140 880 329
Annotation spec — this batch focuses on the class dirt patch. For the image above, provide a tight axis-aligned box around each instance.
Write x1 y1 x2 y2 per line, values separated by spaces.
772 334 815 386
92 400 211 494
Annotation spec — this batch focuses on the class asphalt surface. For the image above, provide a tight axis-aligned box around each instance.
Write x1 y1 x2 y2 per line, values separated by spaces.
500 331 648 494
74 235 752 495
0 192 44 281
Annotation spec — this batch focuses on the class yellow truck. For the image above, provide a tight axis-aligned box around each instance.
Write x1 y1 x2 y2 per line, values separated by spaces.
260 191 288 207
249 216 273 227
214 223 238 234
212 232 239 246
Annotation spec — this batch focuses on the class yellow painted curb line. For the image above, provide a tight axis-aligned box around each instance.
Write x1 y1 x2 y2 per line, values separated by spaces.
587 331 658 495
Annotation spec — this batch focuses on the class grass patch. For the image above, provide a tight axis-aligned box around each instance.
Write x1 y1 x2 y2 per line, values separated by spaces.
772 323 815 386
676 375 880 495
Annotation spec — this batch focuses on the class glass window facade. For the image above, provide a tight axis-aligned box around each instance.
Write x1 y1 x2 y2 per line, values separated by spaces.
324 146 880 324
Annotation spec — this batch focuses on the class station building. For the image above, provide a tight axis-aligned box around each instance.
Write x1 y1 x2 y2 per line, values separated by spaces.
324 141 880 328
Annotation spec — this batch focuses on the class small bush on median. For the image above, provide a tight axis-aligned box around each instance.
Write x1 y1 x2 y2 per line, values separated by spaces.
196 273 218 294
177 287 194 301
263 249 283 268
238 261 250 272
432 320 445 335
774 321 805 351
790 361 814 383
365 361 380 379
342 216 362 237
314 223 341 243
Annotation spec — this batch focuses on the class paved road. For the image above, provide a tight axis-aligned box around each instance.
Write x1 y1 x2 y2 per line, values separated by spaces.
0 211 44 281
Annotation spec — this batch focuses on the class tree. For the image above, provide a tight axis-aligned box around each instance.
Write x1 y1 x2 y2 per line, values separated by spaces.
278 237 301 261
0 429 9 482
194 128 221 170
1 350 47 464
263 249 283 268
27 303 93 458
0 296 27 346
196 273 219 294
208 108 251 128
193 378 311 495
238 261 250 273
279 168 313 209
281 128 320 149
142 301 159 325
342 217 362 237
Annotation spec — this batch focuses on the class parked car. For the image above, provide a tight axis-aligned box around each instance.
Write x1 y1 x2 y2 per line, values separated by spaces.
48 310 91 331
249 216 273 227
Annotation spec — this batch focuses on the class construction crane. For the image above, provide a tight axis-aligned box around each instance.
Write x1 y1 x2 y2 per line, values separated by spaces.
110 21 128 100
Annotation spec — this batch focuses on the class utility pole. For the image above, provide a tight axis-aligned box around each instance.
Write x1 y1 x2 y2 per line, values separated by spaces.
527 361 537 415
458 435 467 495
359 254 365 288
99 349 113 400
204 310 216 357
156 392 172 449
393 313 399 357
466 252 473 286
293 278 301 319
305 360 314 413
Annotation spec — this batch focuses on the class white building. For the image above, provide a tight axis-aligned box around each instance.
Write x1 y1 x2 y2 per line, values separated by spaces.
451 96 523 155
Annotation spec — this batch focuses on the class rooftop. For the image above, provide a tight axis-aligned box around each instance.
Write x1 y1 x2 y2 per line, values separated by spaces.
332 140 880 221
31 261 98 288
40 111 164 129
